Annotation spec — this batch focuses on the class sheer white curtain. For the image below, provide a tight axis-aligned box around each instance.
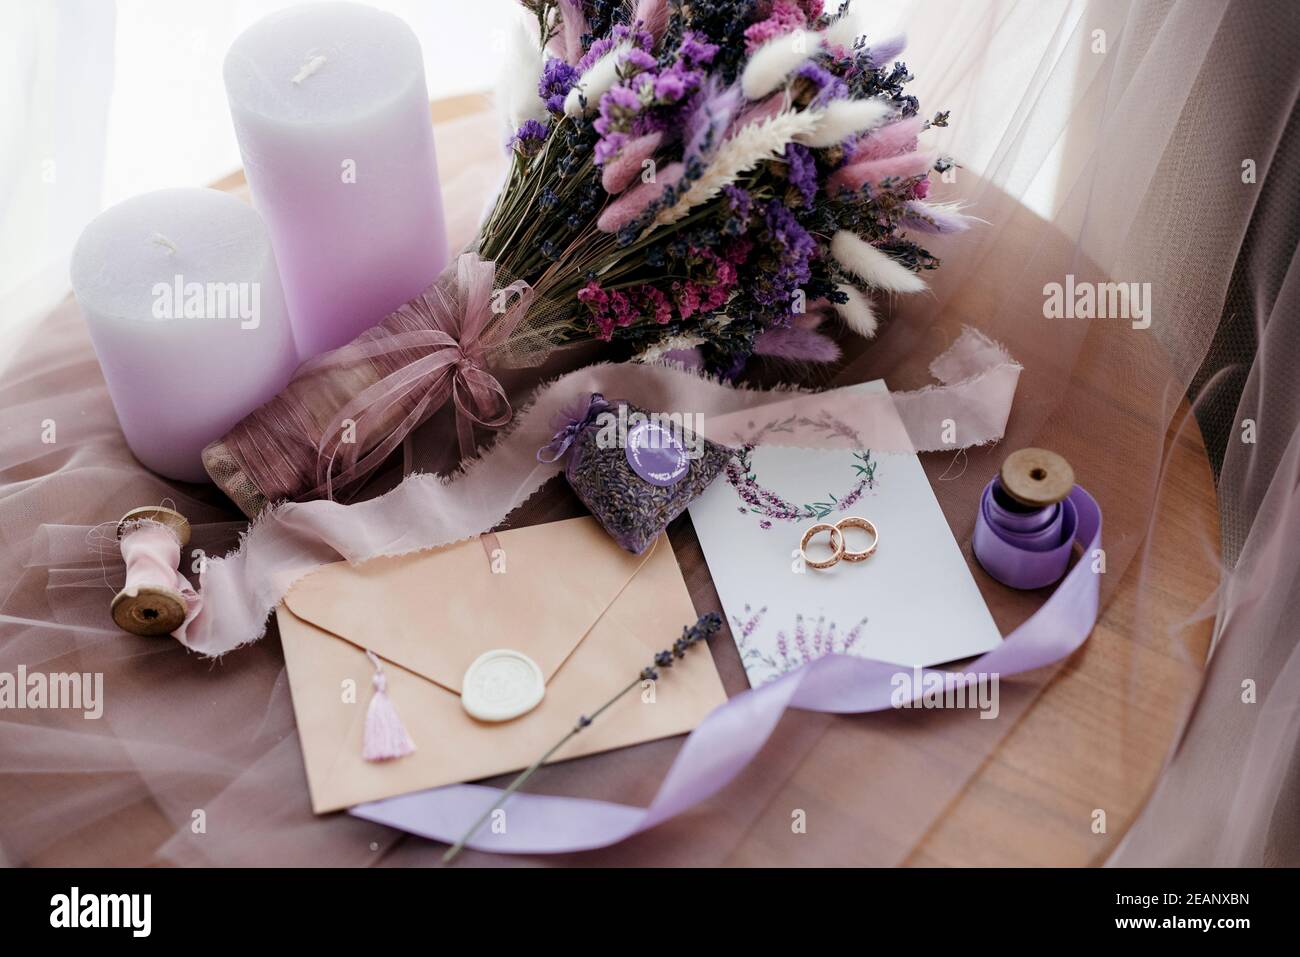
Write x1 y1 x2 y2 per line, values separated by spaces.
0 0 515 368
0 0 114 357
1 0 1295 867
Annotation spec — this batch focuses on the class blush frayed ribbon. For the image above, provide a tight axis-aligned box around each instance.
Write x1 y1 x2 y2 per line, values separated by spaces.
172 327 1020 656
303 253 534 499
351 486 1102 854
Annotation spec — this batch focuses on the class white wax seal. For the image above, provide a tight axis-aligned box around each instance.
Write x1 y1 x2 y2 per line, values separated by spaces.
460 649 545 722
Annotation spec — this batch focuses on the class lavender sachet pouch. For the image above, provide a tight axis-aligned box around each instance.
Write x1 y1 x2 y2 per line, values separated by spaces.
537 393 732 554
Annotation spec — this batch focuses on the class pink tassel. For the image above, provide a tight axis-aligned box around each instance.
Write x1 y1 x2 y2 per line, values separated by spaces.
602 131 665 193
362 650 415 762
828 151 935 194
597 162 684 233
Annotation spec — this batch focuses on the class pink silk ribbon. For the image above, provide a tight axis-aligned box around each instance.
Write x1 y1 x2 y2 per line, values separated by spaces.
171 328 1021 655
302 253 534 499
351 487 1102 854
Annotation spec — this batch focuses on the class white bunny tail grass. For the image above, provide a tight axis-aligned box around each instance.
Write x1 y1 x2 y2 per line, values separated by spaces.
796 98 892 148
564 42 627 116
741 31 824 100
822 1 867 49
501 17 547 130
834 283 879 338
831 230 928 293
654 108 822 227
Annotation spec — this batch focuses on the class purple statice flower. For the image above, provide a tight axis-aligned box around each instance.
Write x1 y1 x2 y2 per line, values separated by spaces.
592 34 713 165
622 48 657 73
677 31 719 68
592 83 644 164
511 118 549 156
794 61 848 106
576 23 654 73
654 70 689 102
750 199 815 311
539 58 580 113
722 185 754 234
783 143 818 208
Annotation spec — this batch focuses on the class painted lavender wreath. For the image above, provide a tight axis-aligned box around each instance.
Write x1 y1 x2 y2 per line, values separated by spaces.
205 0 971 513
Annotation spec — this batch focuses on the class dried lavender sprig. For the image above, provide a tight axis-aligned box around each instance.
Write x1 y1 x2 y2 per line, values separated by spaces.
443 612 723 863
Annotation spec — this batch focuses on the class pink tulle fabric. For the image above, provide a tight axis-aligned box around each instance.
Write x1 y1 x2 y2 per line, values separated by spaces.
2 1 1297 867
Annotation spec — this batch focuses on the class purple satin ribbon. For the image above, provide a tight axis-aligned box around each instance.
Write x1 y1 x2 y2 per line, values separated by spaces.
351 485 1102 855
535 392 613 464
972 478 1078 589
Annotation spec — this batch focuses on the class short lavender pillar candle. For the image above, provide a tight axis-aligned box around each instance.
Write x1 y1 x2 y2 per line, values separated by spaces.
71 188 299 483
223 1 449 358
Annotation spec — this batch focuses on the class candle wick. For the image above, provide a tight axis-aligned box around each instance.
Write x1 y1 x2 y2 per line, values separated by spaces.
150 232 177 255
291 54 328 85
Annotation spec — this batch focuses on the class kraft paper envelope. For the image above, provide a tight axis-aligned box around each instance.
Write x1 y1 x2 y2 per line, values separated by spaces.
278 516 727 813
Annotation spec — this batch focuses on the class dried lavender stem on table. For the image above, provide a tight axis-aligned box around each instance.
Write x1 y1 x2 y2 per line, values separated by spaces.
443 612 723 863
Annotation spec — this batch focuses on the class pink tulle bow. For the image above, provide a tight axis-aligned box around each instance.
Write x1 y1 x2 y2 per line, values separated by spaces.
305 253 534 500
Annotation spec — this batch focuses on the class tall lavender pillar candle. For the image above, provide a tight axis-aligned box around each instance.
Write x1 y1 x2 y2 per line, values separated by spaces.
223 1 449 358
71 188 299 483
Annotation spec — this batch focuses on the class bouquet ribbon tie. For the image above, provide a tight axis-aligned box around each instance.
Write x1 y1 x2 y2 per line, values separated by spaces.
307 254 534 498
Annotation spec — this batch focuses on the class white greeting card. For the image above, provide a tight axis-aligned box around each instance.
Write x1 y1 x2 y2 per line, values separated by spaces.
688 380 1002 686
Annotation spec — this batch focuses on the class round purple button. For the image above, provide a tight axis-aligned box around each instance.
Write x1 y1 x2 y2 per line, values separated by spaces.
625 420 690 487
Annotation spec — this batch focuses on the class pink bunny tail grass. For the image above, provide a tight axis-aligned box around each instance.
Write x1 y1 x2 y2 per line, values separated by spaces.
633 0 670 39
597 161 684 232
848 115 926 162
753 325 842 364
901 200 976 234
685 77 742 164
662 346 705 371
866 34 907 65
362 652 415 762
828 151 936 194
726 92 786 139
792 306 830 330
602 131 665 193
555 0 588 65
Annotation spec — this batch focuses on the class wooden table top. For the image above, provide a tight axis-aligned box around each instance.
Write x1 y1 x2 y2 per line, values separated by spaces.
70 94 1216 867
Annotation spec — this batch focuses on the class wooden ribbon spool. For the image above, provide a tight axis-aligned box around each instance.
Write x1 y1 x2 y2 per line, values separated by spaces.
111 506 192 637
999 448 1075 508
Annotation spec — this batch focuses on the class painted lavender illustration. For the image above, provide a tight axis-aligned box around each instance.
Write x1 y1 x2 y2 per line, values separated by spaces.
731 604 869 684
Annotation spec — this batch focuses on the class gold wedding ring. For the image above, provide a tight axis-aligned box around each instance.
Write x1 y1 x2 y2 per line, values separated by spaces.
799 522 845 569
798 517 879 570
835 516 879 563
